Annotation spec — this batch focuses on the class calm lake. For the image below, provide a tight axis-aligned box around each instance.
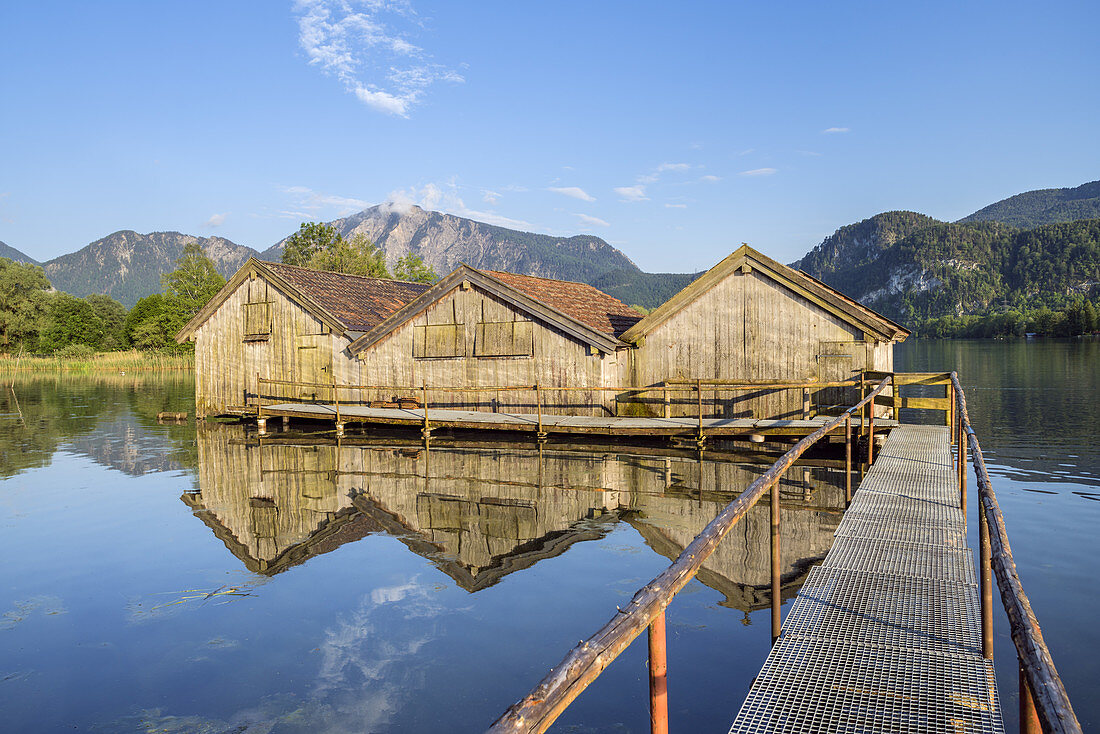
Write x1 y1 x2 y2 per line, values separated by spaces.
1 340 1096 732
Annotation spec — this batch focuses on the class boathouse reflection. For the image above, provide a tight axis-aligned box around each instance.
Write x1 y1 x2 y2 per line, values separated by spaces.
184 425 846 609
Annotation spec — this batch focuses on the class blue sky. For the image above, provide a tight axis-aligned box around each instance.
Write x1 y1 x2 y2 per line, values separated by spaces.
1 1 1098 271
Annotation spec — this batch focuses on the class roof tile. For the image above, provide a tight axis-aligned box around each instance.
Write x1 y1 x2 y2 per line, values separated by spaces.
264 261 430 332
484 270 644 337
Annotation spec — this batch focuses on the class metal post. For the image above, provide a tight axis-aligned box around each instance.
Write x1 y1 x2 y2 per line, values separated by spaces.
422 384 430 441
859 373 867 440
980 503 993 659
1019 658 1042 734
844 414 852 506
770 483 781 643
867 406 874 465
960 426 968 520
663 383 670 419
648 610 669 734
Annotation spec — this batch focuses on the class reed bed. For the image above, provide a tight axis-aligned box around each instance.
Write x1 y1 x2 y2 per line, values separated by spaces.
0 350 195 373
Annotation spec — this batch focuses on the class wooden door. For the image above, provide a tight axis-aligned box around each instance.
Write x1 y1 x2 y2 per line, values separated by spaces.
296 335 333 401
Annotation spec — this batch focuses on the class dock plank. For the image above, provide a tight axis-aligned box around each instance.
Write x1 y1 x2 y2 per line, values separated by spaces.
728 424 1004 733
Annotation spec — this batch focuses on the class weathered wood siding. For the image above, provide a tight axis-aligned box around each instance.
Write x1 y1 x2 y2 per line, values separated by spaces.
345 284 620 416
623 269 894 418
193 271 350 416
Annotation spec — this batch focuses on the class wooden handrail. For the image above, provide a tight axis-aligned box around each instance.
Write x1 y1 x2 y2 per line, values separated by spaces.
485 378 892 733
255 376 860 395
952 373 1081 734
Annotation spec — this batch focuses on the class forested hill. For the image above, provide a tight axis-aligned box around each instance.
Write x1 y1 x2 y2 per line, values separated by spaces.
958 179 1100 228
798 217 1100 327
0 240 38 265
793 211 942 275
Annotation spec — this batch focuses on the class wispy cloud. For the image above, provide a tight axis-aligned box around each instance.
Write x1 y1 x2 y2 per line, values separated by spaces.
384 183 529 229
638 162 691 184
482 190 501 205
664 203 688 209
282 185 370 216
614 185 649 202
575 213 609 228
293 0 463 117
822 127 850 134
739 168 777 177
795 150 823 157
547 186 595 202
699 174 721 182
203 213 228 228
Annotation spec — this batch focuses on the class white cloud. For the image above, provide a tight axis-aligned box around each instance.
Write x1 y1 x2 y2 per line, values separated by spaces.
575 213 609 228
547 186 595 202
796 150 823 157
482 190 501 205
739 168 777 177
664 203 688 209
614 185 649 202
383 183 529 229
699 174 721 182
822 127 850 134
293 0 463 117
203 213 228 227
656 162 690 173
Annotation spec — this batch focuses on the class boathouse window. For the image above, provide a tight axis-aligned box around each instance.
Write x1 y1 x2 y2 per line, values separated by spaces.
474 320 533 357
243 302 272 339
413 323 466 358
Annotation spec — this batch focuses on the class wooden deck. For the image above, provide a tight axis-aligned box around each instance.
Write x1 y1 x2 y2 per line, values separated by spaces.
252 401 897 439
728 425 1004 733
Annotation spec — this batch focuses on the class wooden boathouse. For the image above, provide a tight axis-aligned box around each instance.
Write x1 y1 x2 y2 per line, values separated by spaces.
178 245 908 426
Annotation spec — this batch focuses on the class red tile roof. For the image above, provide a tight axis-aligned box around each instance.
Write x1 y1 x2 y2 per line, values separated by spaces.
484 270 644 337
264 261 430 332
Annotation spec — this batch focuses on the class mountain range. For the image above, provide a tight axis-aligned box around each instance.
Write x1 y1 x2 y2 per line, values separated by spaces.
2 179 1098 318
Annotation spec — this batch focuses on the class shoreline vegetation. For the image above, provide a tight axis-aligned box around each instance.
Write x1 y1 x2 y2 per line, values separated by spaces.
0 349 194 373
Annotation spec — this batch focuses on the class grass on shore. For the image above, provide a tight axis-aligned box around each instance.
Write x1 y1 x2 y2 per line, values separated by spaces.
0 349 195 373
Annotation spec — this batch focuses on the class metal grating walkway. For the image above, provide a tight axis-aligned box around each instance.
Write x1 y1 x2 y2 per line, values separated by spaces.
729 425 1004 733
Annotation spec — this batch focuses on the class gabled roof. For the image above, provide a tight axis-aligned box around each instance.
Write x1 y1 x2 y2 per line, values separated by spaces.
176 258 429 342
483 270 643 338
348 264 638 355
619 244 909 344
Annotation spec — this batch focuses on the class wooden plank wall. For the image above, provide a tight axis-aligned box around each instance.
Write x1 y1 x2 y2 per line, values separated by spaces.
624 268 894 418
194 272 344 416
343 284 620 416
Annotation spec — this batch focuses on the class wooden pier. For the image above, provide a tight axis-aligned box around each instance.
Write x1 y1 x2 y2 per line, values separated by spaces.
487 373 1081 734
729 424 1003 732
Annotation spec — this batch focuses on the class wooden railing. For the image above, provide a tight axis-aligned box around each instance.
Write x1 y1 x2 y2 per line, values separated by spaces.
484 378 892 734
253 375 871 439
952 373 1081 734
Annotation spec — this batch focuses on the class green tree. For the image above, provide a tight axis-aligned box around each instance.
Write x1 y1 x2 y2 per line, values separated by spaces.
307 232 390 278
40 292 106 352
282 222 343 267
0 258 52 352
163 242 226 315
392 252 438 283
85 294 128 350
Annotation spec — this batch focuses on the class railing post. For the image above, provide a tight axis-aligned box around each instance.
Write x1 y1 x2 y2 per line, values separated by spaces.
771 481 781 643
421 384 430 441
648 610 668 734
802 387 810 419
696 378 704 445
536 383 546 440
844 413 852 506
980 500 993 659
663 383 670 419
1019 657 1042 734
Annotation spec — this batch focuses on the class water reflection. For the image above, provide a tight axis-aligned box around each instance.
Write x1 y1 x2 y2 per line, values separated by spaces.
187 425 847 609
